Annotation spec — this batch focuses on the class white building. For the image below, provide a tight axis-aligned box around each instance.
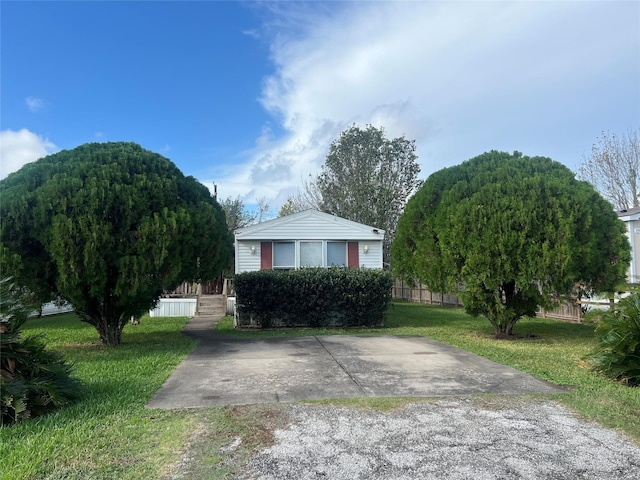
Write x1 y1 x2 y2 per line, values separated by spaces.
618 206 640 283
234 210 384 273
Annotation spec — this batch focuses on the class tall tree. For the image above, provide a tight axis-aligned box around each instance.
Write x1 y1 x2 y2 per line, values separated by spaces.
393 151 630 337
316 124 422 265
578 129 640 210
220 195 273 229
220 196 257 231
278 198 296 217
254 197 272 224
280 176 323 216
0 142 232 346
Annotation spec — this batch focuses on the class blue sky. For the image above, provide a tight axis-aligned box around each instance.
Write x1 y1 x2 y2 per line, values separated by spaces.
2 1 639 212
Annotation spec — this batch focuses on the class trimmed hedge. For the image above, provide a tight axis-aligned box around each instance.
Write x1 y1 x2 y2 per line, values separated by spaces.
234 268 393 328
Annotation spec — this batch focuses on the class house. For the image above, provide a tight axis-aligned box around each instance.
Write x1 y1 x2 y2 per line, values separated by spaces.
618 206 640 283
234 210 384 273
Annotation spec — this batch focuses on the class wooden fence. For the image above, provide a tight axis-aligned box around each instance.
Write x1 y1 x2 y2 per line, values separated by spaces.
164 281 198 297
538 302 583 322
392 279 464 307
392 279 584 322
163 278 224 297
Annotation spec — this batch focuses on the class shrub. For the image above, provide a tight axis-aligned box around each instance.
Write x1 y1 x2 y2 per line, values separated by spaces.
589 293 640 386
1 278 81 425
234 268 392 328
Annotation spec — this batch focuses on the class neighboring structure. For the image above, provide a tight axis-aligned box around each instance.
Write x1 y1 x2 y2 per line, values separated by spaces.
33 302 74 317
618 206 640 283
149 298 196 317
234 210 384 273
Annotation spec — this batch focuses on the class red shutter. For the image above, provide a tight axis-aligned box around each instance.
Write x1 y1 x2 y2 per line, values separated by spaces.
347 242 359 268
260 242 272 270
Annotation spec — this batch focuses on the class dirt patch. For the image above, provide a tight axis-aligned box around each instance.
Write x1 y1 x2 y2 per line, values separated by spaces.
159 423 209 479
160 405 292 480
224 404 292 450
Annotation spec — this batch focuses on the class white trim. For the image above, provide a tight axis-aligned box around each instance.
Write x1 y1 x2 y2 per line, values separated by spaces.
235 210 385 241
269 240 349 269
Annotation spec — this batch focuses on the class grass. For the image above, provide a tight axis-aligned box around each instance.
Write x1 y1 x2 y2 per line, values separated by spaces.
0 313 201 480
2 302 639 479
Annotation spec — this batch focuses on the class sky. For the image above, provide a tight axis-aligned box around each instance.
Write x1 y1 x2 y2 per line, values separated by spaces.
1 1 639 212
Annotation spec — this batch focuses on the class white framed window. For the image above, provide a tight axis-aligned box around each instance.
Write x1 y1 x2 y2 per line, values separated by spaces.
327 241 347 267
271 240 348 269
273 242 295 269
300 241 323 267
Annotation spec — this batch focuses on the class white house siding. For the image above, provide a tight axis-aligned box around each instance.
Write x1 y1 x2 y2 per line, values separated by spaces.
236 239 384 272
235 241 262 273
624 221 634 282
628 219 640 283
358 241 384 269
618 208 640 284
235 210 384 242
234 210 385 273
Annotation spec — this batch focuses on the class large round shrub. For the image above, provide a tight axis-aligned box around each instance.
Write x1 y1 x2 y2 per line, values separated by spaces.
0 142 232 346
393 150 630 337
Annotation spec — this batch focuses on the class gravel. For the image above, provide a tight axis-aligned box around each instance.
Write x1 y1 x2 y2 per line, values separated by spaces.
244 398 640 480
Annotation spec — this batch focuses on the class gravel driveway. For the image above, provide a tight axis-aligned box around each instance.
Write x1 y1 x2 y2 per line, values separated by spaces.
242 398 640 480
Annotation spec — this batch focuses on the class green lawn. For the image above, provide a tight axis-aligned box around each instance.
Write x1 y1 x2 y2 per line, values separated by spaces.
0 313 201 480
2 302 639 479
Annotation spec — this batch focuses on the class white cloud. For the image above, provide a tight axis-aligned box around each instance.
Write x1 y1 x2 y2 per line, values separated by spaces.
0 129 57 179
242 29 260 40
25 96 46 112
213 1 640 209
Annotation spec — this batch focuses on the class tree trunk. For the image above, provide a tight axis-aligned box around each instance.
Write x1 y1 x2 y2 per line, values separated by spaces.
493 322 515 339
96 322 124 346
78 310 127 347
490 281 525 338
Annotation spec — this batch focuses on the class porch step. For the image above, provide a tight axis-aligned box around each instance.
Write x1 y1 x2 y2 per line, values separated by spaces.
196 294 226 317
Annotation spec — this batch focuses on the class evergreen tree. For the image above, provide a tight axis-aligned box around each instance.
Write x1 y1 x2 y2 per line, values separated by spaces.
1 142 232 346
393 151 630 337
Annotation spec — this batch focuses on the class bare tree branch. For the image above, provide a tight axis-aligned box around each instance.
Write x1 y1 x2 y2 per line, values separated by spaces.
578 129 640 210
279 176 323 216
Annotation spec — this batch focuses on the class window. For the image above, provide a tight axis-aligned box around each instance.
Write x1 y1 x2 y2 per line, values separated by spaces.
273 242 295 269
327 241 347 267
269 240 348 269
300 242 322 267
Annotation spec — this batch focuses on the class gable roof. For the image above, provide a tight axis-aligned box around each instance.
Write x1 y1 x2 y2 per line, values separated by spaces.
235 210 385 241
618 207 640 221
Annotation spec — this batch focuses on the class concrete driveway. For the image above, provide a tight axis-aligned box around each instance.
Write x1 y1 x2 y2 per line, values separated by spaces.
147 316 564 409
150 317 640 480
